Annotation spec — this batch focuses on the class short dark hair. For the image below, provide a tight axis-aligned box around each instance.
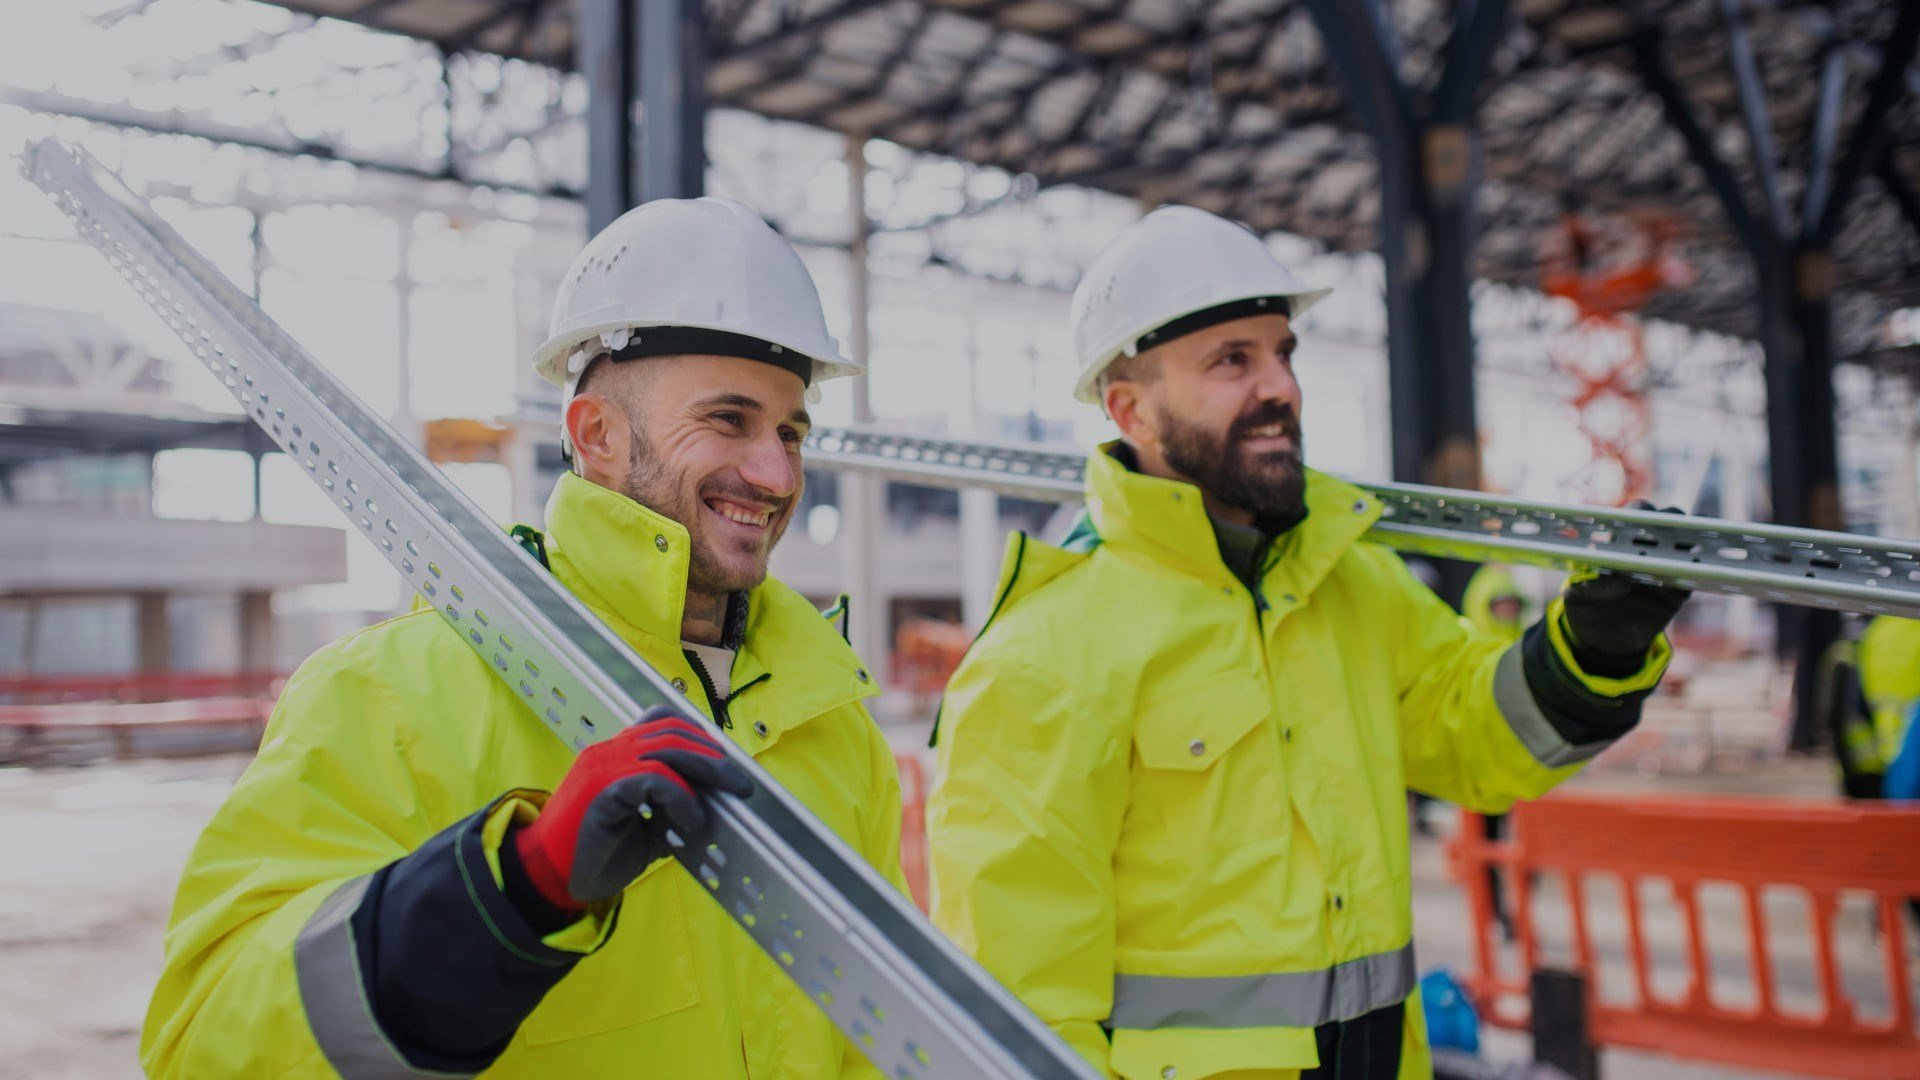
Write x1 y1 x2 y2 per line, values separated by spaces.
571 351 614 400
1096 350 1161 397
573 351 662 407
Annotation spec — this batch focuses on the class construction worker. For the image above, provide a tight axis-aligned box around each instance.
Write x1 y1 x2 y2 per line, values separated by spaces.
926 206 1688 1079
1456 563 1538 937
1814 633 1883 798
1461 564 1532 642
1856 615 1920 785
141 199 905 1078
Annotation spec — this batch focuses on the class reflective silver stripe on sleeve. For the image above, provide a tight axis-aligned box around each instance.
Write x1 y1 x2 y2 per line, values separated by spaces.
1492 643 1611 768
1108 942 1415 1030
295 876 469 1079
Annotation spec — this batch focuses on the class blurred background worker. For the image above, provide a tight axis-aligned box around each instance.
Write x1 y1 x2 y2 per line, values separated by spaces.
1462 564 1534 642
926 207 1691 1080
1455 563 1540 939
1818 614 1920 801
140 199 906 1079
1857 614 1920 798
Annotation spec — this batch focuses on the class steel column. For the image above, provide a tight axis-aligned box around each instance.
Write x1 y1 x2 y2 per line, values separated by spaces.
842 135 886 670
1304 0 1510 605
137 591 170 674
576 0 707 228
638 0 707 202
1718 0 1789 234
1809 0 1920 247
1879 150 1920 242
1632 9 1920 748
576 0 635 231
1768 240 1843 749
239 590 275 673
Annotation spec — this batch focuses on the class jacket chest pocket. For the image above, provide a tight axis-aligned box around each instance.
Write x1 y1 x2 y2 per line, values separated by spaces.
1130 673 1280 855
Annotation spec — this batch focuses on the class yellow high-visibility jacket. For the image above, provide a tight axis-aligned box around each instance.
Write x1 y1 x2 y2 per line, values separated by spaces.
928 444 1668 1079
1462 564 1530 642
142 473 905 1078
1859 614 1920 766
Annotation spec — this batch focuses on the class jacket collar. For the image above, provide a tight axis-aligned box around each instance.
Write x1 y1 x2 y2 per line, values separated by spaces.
540 473 876 734
1084 439 1383 599
543 472 696 648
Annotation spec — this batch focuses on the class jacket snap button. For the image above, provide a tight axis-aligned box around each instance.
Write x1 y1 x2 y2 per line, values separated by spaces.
1162 1067 1177 1080
671 677 687 692
1283 593 1297 604
654 534 669 552
1351 500 1368 514
856 668 870 683
1284 728 1293 742
1333 895 1344 911
753 721 769 737
1188 739 1206 756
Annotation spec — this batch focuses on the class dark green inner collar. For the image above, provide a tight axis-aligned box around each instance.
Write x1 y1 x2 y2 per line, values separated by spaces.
1211 515 1276 594
1106 441 1294 591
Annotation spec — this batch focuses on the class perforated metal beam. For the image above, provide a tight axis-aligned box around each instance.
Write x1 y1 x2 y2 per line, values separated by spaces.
802 427 1920 618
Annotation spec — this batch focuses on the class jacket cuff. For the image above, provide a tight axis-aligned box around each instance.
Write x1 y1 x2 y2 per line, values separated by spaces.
1496 604 1668 769
1544 597 1671 695
293 796 618 1078
483 792 616 952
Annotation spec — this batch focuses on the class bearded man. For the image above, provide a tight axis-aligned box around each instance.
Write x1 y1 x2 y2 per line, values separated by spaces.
143 198 906 1079
926 206 1688 1080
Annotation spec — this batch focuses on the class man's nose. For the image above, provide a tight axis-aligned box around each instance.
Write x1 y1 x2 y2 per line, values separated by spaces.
1251 354 1302 406
737 434 799 499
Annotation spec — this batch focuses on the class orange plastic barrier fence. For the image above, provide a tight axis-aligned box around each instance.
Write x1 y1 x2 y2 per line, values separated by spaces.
1447 793 1920 1079
896 753 931 911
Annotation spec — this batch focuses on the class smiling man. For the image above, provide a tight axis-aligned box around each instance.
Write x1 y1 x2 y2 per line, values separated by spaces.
927 206 1690 1079
143 198 906 1079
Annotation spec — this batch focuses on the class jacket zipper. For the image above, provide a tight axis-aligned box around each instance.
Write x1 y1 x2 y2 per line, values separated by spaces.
683 648 731 729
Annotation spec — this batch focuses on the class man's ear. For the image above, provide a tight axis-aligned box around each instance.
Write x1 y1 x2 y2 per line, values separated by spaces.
1104 378 1154 451
563 393 631 485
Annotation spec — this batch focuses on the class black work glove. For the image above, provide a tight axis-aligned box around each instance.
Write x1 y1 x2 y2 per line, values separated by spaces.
1559 504 1692 678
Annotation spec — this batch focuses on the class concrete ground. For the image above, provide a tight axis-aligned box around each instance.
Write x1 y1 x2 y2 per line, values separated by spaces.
0 752 1904 1079
0 755 246 1080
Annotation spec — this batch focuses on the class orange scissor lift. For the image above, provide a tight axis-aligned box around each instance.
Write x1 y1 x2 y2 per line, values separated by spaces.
1539 207 1697 508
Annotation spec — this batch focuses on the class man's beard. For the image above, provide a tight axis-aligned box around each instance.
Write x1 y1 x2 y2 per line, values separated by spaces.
1157 399 1307 531
621 428 791 595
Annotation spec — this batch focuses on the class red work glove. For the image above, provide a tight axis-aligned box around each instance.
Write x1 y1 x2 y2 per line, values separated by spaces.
513 706 753 912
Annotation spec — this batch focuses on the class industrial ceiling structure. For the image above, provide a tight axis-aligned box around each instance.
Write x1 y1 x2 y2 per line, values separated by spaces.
18 0 1920 746
256 0 1917 361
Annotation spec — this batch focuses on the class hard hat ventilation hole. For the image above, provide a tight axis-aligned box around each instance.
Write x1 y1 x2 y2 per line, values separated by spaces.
571 241 631 286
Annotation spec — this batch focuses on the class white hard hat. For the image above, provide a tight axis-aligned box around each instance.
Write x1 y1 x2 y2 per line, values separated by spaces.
533 196 860 394
1068 205 1330 404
